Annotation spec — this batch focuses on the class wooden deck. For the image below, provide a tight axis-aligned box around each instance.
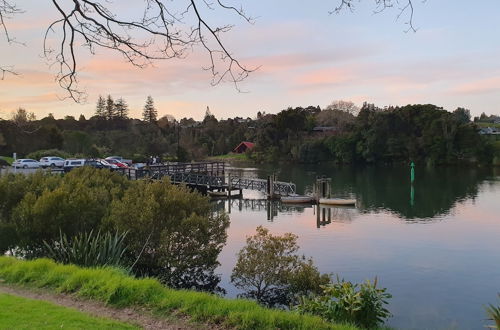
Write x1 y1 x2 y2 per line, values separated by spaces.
117 161 296 197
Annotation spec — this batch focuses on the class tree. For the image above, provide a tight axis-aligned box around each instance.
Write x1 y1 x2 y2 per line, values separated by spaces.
11 107 35 125
326 100 359 115
114 98 129 120
231 226 329 307
105 95 115 120
453 107 471 124
94 95 106 118
142 96 157 123
106 179 230 292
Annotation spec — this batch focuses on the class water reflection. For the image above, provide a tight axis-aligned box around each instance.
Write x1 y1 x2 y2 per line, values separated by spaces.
315 205 357 227
227 164 496 220
217 165 500 329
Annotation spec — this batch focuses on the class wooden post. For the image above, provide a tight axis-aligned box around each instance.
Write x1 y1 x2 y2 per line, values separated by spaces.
316 205 320 228
228 174 232 198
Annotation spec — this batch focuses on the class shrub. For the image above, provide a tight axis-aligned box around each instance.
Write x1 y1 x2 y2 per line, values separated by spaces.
41 230 129 268
231 226 329 307
296 276 392 329
10 167 130 253
486 294 500 329
106 178 230 292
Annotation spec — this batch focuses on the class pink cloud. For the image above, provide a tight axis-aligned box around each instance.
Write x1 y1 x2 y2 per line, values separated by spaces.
451 76 500 95
294 66 356 88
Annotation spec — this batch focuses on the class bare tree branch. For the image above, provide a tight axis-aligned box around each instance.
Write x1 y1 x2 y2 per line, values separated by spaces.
40 0 256 101
0 0 23 77
0 65 18 79
0 0 22 43
333 0 423 32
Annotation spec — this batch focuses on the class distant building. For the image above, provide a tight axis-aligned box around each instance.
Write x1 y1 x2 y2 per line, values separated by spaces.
478 127 500 135
312 126 338 132
233 141 255 153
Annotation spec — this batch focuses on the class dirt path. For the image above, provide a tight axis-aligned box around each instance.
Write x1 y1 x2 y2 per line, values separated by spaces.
0 283 203 330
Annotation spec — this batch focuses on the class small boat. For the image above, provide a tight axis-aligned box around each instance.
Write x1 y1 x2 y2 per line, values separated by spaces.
319 198 356 206
281 195 313 204
208 191 227 197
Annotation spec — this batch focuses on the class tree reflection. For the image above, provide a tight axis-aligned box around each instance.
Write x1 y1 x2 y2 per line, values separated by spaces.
252 164 492 220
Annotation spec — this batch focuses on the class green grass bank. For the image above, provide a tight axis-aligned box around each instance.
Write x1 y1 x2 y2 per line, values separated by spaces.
0 156 13 165
0 293 137 330
0 257 357 330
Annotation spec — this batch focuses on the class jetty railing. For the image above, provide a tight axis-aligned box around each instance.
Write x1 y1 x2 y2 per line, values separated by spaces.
116 161 295 196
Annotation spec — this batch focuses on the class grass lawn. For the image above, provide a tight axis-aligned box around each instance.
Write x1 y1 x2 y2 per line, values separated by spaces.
0 293 138 330
0 156 13 165
476 122 500 128
207 153 248 160
0 257 357 330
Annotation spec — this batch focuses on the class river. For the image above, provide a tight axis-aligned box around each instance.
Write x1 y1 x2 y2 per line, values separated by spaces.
215 164 500 329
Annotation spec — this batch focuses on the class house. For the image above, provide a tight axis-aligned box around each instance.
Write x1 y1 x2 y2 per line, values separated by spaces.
233 141 255 153
312 126 338 132
478 127 500 135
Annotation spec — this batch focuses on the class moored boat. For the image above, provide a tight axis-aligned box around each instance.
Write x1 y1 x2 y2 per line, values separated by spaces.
281 195 313 204
208 191 227 197
319 198 356 206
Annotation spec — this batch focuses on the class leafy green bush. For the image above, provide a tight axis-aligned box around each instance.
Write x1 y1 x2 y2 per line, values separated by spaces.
0 257 356 330
486 294 500 329
106 178 230 292
231 226 329 307
42 230 128 268
296 277 391 329
9 167 130 254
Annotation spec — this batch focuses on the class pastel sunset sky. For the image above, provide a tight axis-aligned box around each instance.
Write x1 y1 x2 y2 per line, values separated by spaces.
1 0 499 120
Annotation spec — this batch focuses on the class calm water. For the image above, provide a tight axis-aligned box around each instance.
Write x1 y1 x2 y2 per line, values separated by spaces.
215 164 500 330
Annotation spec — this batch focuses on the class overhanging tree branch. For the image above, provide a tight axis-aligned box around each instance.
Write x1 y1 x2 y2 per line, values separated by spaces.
333 0 422 32
42 0 256 101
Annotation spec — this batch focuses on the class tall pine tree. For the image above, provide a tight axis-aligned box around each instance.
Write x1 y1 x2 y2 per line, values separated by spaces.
114 97 129 119
142 96 157 123
95 95 106 118
105 95 115 120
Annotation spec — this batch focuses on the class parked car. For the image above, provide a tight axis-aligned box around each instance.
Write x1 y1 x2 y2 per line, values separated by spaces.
39 156 65 168
104 158 129 168
63 159 86 172
12 159 41 169
98 159 119 169
105 156 132 165
64 159 119 172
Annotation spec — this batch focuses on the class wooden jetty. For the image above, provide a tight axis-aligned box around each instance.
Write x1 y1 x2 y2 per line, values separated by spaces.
117 162 296 198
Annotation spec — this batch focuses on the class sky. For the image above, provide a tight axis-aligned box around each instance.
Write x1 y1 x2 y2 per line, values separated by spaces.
1 0 499 120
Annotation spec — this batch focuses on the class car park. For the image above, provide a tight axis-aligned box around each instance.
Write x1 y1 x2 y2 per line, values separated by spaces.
12 159 41 169
39 156 65 168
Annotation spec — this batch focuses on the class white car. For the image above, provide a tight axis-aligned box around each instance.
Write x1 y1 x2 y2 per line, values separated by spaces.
39 156 65 168
63 159 86 172
12 159 41 169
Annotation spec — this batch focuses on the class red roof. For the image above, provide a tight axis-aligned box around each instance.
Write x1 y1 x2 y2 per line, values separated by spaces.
233 141 255 152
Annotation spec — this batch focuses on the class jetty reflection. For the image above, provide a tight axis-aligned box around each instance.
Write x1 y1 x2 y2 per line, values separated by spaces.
212 198 358 226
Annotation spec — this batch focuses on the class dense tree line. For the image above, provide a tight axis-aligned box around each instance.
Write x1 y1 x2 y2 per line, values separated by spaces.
0 100 495 165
